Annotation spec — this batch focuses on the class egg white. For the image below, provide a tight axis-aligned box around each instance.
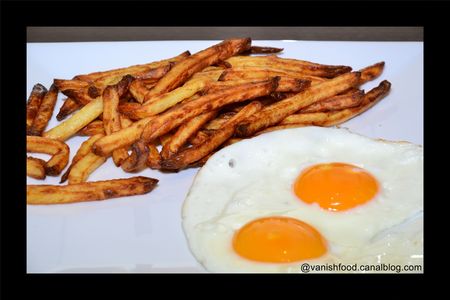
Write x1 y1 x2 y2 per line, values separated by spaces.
182 127 423 273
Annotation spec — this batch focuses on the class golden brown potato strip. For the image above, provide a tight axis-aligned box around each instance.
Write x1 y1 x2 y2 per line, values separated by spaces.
120 114 134 128
212 60 232 69
147 143 162 170
141 78 279 144
54 79 90 91
27 136 70 176
159 132 173 147
300 89 364 113
68 152 107 184
27 176 159 205
161 110 218 159
235 72 361 137
359 61 385 84
129 79 152 103
188 130 210 146
226 55 352 78
121 140 149 173
280 80 391 126
191 70 224 81
60 134 105 183
256 124 308 135
121 78 209 120
144 38 251 100
219 67 325 85
28 84 59 136
206 77 310 94
26 84 47 134
242 46 284 55
62 88 95 106
44 96 103 141
78 119 105 136
161 101 262 170
73 51 190 82
56 98 81 121
203 112 236 130
92 117 153 157
27 157 46 180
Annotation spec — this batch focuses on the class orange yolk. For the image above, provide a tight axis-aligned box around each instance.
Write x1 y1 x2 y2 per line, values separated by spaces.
232 217 327 263
294 162 379 212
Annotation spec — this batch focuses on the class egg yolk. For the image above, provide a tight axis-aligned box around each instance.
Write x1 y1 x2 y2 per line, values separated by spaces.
232 217 327 263
294 162 379 212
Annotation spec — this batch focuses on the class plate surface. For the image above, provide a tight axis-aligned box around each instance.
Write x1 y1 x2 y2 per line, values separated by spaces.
27 40 423 273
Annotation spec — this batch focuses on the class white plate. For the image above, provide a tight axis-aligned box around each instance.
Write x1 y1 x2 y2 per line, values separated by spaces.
27 40 423 273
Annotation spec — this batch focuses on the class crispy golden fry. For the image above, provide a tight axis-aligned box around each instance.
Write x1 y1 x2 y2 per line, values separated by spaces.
92 117 153 157
27 136 70 176
68 152 107 184
144 38 251 100
54 79 90 91
141 78 279 143
212 60 232 69
28 84 59 136
218 67 325 85
147 143 162 170
203 112 236 130
242 46 284 55
161 110 218 159
359 62 385 84
78 119 105 136
300 89 364 113
27 176 159 205
73 51 190 82
56 98 81 121
44 96 103 141
27 157 46 180
205 77 310 94
121 140 149 173
62 88 95 106
121 78 209 120
280 80 391 126
235 72 361 137
159 132 173 147
161 101 262 170
129 79 152 103
61 134 105 183
26 84 47 134
188 130 210 146
191 70 224 81
226 55 352 78
92 63 172 89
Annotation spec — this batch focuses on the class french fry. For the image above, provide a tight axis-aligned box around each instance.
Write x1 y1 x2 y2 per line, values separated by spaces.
159 132 173 148
54 79 90 91
120 114 134 128
235 72 361 137
26 84 47 134
57 98 81 121
129 79 152 103
62 88 95 106
300 89 364 113
78 119 105 136
242 46 284 55
226 55 352 78
121 77 209 120
27 157 46 180
359 62 385 84
161 110 219 159
43 96 103 141
205 77 310 94
188 130 210 146
121 140 149 173
92 117 153 157
28 84 59 136
27 136 70 176
256 124 308 135
161 101 263 170
73 51 190 82
147 143 162 169
27 176 159 205
280 80 391 126
144 38 251 100
203 112 236 130
218 67 325 85
191 70 224 81
68 152 107 184
141 78 279 143
61 134 105 183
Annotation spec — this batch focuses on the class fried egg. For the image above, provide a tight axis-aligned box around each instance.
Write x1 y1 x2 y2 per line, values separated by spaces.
182 127 423 272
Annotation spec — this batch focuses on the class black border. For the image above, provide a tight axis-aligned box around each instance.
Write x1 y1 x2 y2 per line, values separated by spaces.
1 0 441 297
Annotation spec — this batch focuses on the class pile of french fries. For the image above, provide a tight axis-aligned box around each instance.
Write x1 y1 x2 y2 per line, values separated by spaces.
26 38 391 205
